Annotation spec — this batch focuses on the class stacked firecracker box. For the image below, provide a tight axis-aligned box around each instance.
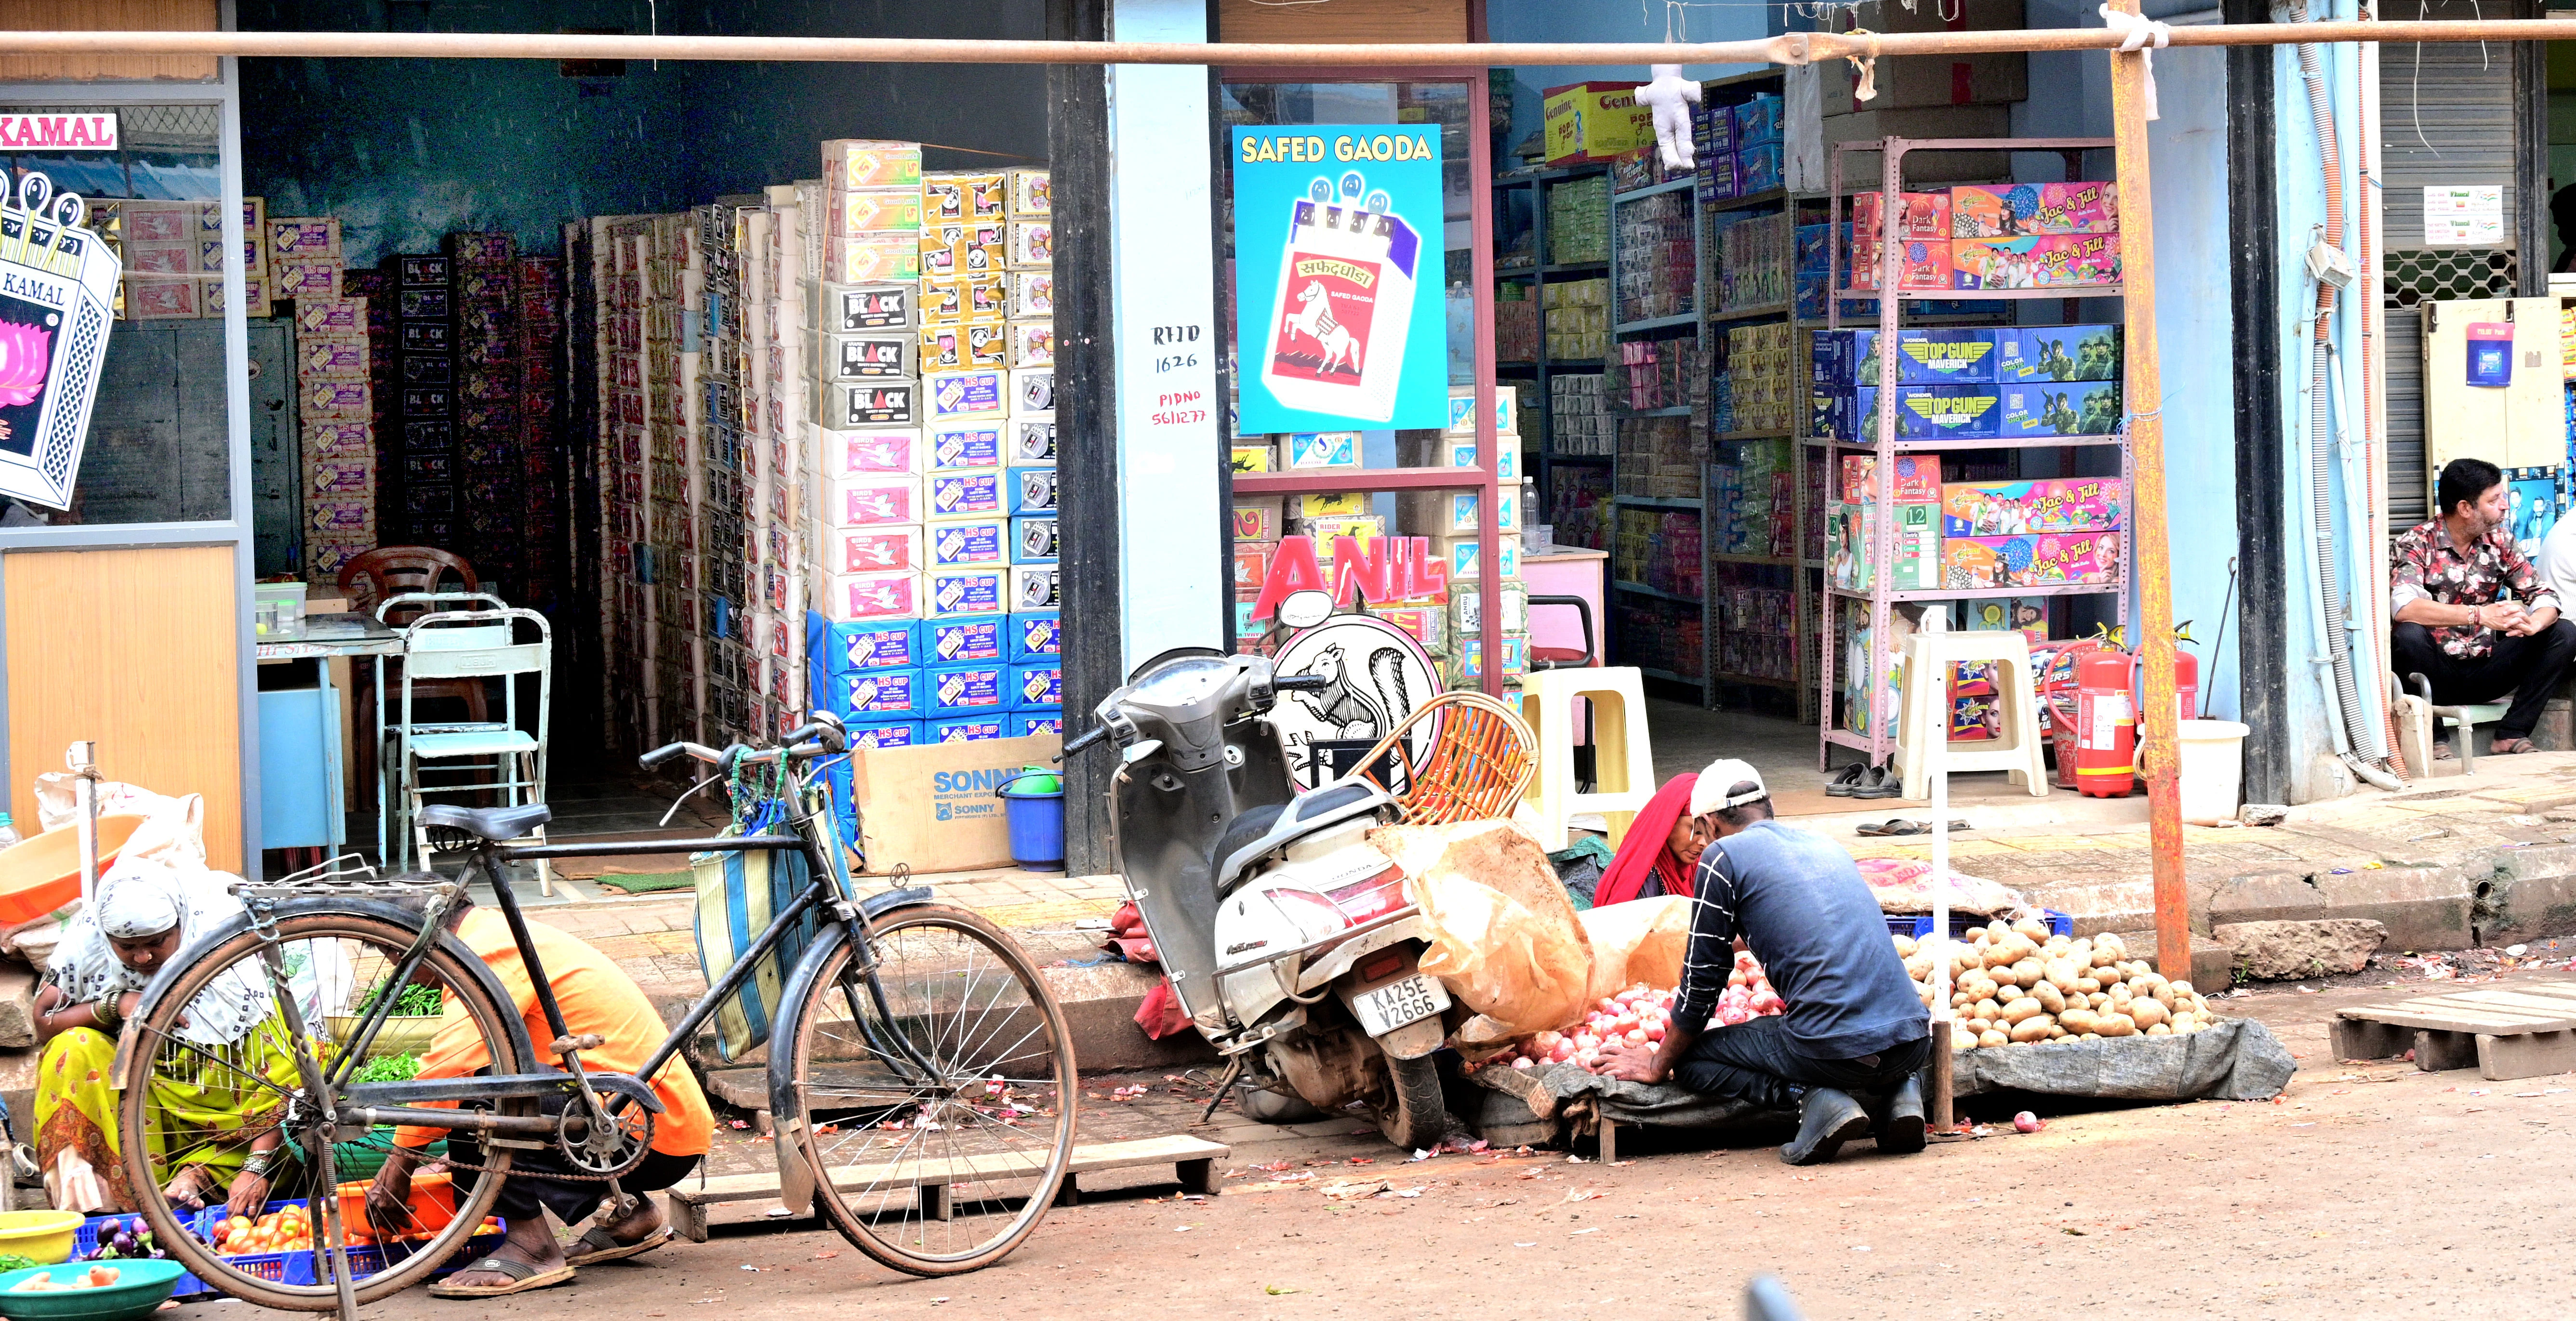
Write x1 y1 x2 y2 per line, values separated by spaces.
265 217 377 583
516 258 567 614
448 233 522 589
392 251 457 550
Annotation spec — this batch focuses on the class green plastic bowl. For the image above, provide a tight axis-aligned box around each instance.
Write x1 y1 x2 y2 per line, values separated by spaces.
0 1259 186 1321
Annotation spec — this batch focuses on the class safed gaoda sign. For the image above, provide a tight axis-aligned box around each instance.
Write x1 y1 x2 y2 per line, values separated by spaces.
1232 126 1444 434
0 172 118 511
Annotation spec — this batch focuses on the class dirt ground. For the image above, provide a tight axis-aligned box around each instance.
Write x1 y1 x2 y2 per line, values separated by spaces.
177 964 2576 1321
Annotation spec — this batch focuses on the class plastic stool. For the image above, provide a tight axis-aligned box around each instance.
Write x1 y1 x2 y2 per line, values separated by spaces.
1516 665 1657 850
1893 631 2049 801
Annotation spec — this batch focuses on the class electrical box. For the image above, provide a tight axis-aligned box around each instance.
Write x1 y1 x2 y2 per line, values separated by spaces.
2424 297 2564 480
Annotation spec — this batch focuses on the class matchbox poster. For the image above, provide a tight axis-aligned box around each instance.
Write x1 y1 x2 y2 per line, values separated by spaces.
1231 125 1445 433
0 172 119 510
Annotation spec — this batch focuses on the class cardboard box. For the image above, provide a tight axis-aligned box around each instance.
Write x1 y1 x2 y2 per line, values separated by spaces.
297 335 369 381
928 469 1006 519
1398 488 1520 537
820 427 925 476
1840 453 1944 504
1006 271 1053 319
844 720 926 750
1235 540 1274 594
1991 324 2121 383
1007 220 1052 268
928 660 1011 717
1997 380 2121 438
929 516 1009 567
1943 530 2123 590
823 233 921 285
1008 320 1054 367
817 330 915 380
1012 612 1062 661
1445 386 1518 437
1009 419 1056 466
1286 432 1361 470
826 473 924 528
1431 534 1517 582
1734 140 1784 196
269 216 340 259
292 298 367 336
823 139 923 189
1846 236 1954 291
926 368 1006 422
924 615 1006 663
1013 713 1063 738
1732 93 1784 145
1010 466 1059 514
826 524 924 574
1850 191 1952 242
821 380 920 428
1014 514 1060 563
1010 368 1056 418
1940 476 2125 536
1005 169 1051 216
1812 329 1997 385
1234 499 1283 542
1813 385 2001 441
272 257 343 302
811 614 924 673
1012 660 1062 711
844 733 1060 872
1542 81 1651 163
811 281 917 331
1231 445 1274 475
927 566 1008 618
928 423 1005 473
817 667 927 720
1827 500 1941 591
827 186 924 236
1951 234 2121 290
823 570 922 622
1011 564 1061 612
1950 182 2119 238
301 379 371 418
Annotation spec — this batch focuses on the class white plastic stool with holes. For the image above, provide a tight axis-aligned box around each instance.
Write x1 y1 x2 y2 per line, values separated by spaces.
1893 630 2049 801
1516 665 1658 850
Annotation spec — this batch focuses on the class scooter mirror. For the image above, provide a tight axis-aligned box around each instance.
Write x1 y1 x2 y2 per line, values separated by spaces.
1276 589 1333 631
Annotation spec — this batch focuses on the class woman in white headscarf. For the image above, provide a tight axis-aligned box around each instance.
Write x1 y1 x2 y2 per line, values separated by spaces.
31 858 298 1215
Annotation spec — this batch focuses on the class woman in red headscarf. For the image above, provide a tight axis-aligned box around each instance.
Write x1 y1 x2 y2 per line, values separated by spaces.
1590 773 1710 906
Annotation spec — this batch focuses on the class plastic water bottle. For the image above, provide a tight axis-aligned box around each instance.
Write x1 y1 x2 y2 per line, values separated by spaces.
0 814 19 851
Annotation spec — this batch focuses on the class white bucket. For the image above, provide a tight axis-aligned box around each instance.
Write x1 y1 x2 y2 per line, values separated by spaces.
2177 718 2251 825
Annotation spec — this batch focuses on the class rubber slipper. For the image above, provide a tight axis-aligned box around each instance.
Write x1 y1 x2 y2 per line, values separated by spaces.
1850 767 1904 800
2491 738 2543 755
427 1256 577 1298
2432 742 2457 761
1825 764 1868 798
1855 819 1912 837
567 1225 673 1267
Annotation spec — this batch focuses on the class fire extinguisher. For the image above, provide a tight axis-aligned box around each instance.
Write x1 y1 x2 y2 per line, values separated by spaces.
2071 648 2138 799
2130 637 2201 790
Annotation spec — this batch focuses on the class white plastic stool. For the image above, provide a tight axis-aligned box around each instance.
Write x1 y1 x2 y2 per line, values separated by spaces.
1893 631 2048 801
1516 665 1657 850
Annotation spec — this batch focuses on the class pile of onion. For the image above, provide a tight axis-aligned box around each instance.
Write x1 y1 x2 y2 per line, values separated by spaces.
1501 953 1785 1071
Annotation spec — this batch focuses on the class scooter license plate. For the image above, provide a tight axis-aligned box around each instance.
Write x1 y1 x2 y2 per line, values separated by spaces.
1351 973 1450 1037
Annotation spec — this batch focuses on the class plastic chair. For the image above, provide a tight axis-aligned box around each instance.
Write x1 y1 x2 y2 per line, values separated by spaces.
1527 594 1597 671
1515 666 1656 850
2404 671 2510 775
1893 630 2049 801
393 606 553 892
1337 691 1538 826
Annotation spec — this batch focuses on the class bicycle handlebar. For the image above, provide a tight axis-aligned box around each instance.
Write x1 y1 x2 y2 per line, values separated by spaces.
638 730 843 772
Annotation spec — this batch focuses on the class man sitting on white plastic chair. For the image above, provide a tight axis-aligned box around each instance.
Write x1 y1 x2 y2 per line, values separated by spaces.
2390 458 2576 760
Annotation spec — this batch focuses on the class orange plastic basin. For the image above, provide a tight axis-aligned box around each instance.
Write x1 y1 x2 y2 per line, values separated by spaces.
0 815 149 925
336 1169 457 1242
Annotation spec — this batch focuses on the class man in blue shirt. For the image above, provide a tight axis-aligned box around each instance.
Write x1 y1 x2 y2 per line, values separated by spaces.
1592 760 1930 1165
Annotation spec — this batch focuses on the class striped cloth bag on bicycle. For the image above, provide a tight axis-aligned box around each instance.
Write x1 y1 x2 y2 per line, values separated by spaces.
692 788 824 1061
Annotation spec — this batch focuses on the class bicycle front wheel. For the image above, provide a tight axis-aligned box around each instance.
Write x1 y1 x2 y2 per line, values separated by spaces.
783 903 1078 1276
119 912 526 1310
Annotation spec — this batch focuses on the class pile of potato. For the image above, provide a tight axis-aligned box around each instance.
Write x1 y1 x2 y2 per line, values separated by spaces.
1893 919 2218 1048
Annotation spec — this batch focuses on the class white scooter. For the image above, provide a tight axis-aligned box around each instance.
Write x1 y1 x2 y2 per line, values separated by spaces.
1062 594 1458 1147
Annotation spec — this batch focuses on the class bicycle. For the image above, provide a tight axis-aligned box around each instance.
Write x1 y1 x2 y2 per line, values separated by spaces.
115 716 1078 1311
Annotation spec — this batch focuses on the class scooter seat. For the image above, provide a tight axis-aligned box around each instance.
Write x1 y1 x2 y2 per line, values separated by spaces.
1213 780 1392 898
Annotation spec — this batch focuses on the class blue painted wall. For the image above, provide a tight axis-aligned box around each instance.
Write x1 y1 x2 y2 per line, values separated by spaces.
238 0 1049 268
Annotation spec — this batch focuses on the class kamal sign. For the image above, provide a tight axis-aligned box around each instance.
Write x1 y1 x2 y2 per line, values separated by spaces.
0 114 119 151
0 172 119 510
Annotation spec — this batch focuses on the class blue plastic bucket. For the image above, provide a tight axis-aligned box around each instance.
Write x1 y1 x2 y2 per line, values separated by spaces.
994 769 1066 871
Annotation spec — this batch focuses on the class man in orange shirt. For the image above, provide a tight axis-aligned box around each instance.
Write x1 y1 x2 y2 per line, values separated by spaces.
366 891 714 1298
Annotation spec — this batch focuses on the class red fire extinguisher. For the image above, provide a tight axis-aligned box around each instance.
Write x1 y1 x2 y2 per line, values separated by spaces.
2071 649 2138 798
2128 644 2200 791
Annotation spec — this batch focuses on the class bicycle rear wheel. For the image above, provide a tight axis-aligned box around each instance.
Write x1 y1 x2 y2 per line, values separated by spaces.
783 903 1077 1276
118 912 526 1310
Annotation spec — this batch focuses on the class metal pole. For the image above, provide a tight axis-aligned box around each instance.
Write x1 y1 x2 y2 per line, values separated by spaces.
66 742 98 906
2107 0 2191 983
8 23 2576 66
1926 633 1954 1131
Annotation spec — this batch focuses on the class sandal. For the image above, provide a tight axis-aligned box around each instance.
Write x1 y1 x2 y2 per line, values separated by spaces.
1848 767 1904 800
2432 741 2456 761
1857 819 1974 837
1825 764 1868 798
567 1225 673 1267
2491 738 2543 755
427 1256 577 1299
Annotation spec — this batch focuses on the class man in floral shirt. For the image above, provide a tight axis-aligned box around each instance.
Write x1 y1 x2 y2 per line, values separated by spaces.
2390 458 2576 757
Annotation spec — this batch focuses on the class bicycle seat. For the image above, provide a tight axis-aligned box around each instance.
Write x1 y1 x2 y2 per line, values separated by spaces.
419 803 553 842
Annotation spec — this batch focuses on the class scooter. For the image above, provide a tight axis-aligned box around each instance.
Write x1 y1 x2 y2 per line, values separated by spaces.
1062 594 1458 1148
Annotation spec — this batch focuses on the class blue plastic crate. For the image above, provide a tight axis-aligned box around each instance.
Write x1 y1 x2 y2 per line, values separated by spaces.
1908 909 2074 941
199 1199 503 1290
74 1214 210 1300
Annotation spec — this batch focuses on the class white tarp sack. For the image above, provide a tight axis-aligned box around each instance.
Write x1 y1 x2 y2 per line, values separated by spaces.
6 777 209 970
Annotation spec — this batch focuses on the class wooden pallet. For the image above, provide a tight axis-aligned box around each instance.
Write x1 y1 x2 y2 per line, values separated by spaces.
2332 979 2576 1082
664 1134 1230 1241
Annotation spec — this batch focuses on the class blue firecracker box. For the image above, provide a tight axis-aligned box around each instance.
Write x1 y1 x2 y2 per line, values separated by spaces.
846 719 924 750
1990 324 2122 383
1731 93 1782 145
816 667 924 720
923 614 1006 663
1012 713 1063 738
1011 611 1062 660
808 612 921 674
1733 140 1783 196
930 715 1007 742
1996 380 2121 438
1013 514 1059 563
928 661 1010 716
929 517 1008 567
1010 465 1059 514
926 567 1008 618
1812 386 2003 441
1012 661 1063 711
929 469 1006 518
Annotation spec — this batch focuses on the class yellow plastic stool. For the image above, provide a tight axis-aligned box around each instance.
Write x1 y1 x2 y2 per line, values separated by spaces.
1516 666 1658 850
1893 630 2049 801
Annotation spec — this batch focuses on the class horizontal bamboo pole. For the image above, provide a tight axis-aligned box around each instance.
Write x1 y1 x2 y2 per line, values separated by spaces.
0 21 2569 68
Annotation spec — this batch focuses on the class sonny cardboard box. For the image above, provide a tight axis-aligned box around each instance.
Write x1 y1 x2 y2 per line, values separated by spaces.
845 732 1061 872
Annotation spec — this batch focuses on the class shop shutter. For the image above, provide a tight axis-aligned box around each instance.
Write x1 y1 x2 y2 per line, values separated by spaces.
2384 305 2427 531
2378 0 2523 536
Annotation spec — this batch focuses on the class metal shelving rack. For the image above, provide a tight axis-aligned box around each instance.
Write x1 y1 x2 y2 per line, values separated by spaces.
1817 135 2130 769
1607 164 1712 704
1492 162 1611 514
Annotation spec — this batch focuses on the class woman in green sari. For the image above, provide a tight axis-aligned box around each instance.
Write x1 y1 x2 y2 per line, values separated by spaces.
32 861 300 1216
